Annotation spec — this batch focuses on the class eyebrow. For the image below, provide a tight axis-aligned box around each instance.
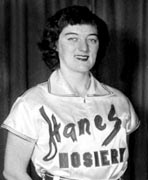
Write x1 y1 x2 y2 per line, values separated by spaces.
64 32 79 36
64 32 98 36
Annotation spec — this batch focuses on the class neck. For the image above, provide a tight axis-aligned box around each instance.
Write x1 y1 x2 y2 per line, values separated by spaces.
59 68 90 97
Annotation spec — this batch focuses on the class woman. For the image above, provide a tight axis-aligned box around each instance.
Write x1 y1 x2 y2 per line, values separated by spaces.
1 5 140 180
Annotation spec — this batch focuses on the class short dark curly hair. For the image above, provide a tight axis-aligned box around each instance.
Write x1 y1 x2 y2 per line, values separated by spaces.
38 5 110 71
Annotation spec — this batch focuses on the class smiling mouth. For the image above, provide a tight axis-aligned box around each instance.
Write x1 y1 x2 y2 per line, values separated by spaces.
75 55 89 61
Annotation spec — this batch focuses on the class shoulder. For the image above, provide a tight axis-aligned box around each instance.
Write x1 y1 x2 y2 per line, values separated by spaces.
23 81 48 97
101 83 127 98
15 81 49 108
101 82 130 104
104 83 126 97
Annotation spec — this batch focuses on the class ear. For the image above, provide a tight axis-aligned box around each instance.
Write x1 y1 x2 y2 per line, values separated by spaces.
55 41 59 52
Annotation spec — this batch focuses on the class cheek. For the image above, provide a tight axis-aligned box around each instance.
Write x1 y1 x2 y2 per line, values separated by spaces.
58 45 75 62
91 46 99 58
59 43 74 54
95 44 99 53
58 44 67 57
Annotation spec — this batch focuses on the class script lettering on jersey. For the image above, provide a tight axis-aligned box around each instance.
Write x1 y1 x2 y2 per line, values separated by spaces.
39 106 61 161
102 104 122 146
39 104 122 161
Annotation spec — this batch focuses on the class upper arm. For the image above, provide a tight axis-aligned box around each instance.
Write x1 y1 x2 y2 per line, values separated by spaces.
126 99 140 135
3 131 35 179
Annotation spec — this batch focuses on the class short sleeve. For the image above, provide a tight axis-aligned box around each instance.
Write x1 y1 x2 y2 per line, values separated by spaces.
1 97 41 142
126 99 140 135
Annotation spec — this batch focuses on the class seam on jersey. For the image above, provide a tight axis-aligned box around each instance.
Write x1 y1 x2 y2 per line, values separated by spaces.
126 120 140 135
1 124 37 143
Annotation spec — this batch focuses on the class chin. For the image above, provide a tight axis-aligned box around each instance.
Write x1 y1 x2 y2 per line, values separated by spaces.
79 65 94 72
76 67 92 73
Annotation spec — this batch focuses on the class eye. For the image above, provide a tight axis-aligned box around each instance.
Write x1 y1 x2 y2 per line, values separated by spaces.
88 38 98 44
68 37 78 42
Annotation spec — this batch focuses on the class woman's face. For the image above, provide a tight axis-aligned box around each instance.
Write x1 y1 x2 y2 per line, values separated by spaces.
56 24 99 74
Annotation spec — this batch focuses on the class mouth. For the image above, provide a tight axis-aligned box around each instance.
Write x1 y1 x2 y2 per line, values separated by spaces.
75 55 89 61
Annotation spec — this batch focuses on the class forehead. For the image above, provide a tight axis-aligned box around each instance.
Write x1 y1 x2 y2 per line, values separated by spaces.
60 24 98 36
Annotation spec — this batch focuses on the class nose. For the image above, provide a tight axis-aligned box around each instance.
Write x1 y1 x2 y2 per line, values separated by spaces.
78 39 89 52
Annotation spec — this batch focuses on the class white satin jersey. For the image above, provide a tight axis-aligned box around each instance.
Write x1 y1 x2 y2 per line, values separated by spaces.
1 69 140 180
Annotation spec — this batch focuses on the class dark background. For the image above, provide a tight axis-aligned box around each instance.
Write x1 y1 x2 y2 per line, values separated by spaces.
0 0 148 180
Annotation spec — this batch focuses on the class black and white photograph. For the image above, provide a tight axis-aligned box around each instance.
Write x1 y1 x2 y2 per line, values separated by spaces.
0 1 147 180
